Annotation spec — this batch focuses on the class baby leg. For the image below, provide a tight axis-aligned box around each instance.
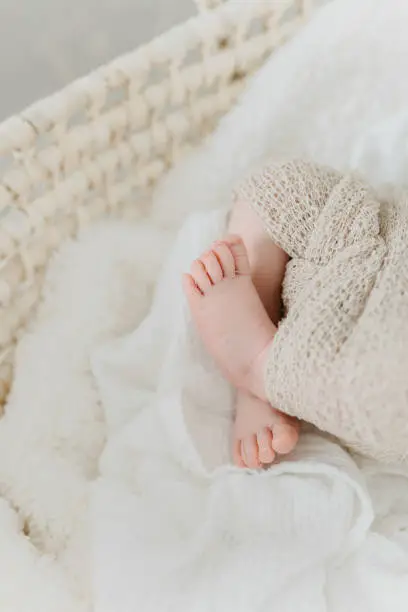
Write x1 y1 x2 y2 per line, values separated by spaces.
183 199 299 468
228 197 288 325
229 199 298 468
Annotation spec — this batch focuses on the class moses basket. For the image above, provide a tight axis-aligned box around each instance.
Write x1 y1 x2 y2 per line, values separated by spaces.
0 0 321 409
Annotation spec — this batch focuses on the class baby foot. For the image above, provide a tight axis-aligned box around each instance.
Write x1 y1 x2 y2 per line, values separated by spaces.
183 236 276 400
233 391 299 469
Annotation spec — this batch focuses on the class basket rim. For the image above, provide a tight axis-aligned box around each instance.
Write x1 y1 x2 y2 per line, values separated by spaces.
0 0 291 156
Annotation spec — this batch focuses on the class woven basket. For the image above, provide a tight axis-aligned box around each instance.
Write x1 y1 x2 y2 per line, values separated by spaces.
0 0 320 407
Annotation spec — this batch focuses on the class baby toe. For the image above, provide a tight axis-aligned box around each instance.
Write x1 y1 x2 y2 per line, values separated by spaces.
257 428 275 464
213 241 236 278
271 423 299 455
241 435 261 469
224 235 251 276
182 273 203 300
202 250 223 284
190 259 212 293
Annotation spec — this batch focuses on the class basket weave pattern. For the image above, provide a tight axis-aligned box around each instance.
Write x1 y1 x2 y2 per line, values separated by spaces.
0 0 315 406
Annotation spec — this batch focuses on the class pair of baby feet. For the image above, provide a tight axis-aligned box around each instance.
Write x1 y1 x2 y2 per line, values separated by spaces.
183 235 299 469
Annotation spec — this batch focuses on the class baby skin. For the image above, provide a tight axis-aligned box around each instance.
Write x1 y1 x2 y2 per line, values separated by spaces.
183 198 299 469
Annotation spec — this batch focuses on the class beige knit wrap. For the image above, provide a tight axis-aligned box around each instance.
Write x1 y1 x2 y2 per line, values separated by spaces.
235 159 408 464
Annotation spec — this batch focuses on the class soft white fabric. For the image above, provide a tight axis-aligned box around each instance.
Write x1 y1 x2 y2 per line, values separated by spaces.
0 221 172 611
1 0 408 609
91 209 408 612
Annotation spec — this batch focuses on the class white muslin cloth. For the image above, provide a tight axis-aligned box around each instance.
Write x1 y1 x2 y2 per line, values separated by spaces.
91 209 408 612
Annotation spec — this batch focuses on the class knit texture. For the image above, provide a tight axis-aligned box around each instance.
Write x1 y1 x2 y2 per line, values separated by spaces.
235 159 408 463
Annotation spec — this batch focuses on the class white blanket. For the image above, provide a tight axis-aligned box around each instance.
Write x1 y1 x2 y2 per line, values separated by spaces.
2 0 408 609
91 210 408 612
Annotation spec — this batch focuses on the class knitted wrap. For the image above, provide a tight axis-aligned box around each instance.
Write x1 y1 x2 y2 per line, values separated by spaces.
235 159 408 463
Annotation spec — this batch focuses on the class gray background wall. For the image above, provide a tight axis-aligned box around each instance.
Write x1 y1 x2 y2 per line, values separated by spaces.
0 0 194 120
